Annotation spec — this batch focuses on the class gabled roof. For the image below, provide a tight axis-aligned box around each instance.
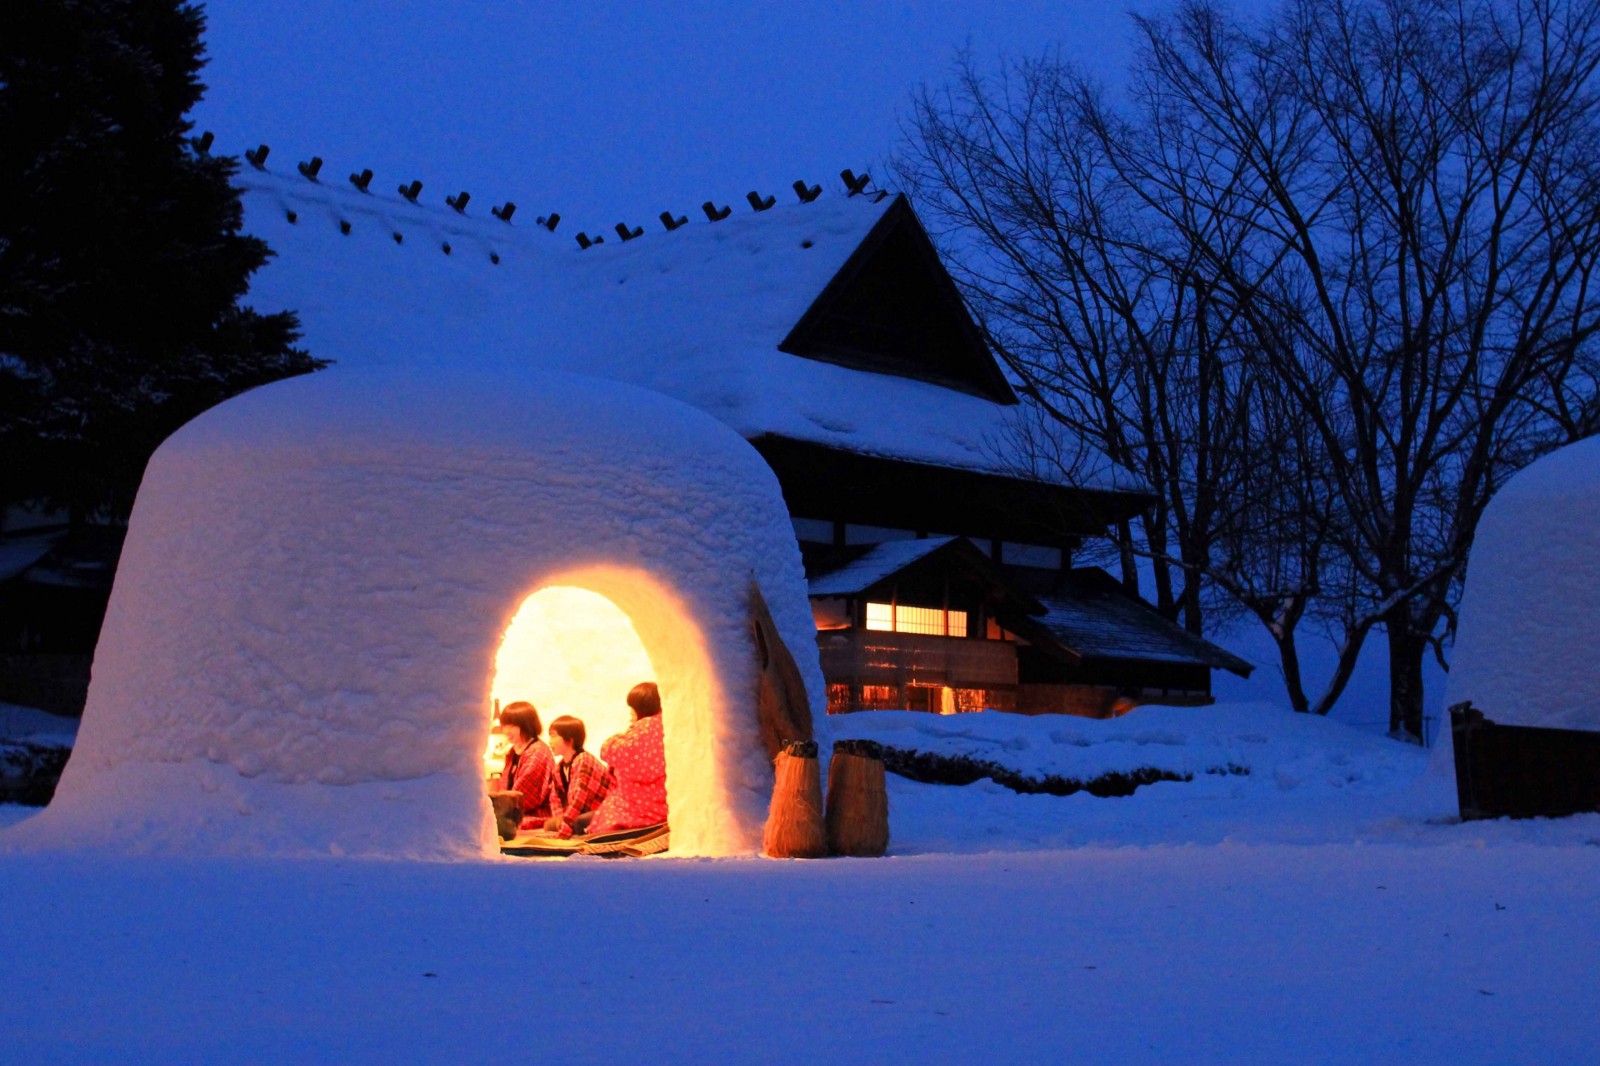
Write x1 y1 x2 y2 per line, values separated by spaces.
808 537 961 597
1037 569 1254 677
807 536 1042 612
232 158 1140 491
806 535 1061 652
779 196 1017 405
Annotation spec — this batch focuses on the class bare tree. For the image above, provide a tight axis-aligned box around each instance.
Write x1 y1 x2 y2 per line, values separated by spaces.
900 0 1600 738
897 49 1265 635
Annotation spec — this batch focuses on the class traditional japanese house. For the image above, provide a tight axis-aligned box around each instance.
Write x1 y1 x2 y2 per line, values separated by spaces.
199 150 1255 718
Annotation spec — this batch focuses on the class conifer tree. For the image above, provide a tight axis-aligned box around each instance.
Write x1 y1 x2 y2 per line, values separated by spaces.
0 0 324 524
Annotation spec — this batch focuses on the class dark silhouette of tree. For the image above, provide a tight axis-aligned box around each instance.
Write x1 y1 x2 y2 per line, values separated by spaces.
0 0 325 526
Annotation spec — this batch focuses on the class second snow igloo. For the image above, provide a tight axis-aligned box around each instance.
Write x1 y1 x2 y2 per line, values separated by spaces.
1433 436 1600 789
28 366 824 858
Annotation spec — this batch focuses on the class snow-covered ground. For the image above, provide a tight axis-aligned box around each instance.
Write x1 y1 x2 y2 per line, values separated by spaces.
3 702 1598 1063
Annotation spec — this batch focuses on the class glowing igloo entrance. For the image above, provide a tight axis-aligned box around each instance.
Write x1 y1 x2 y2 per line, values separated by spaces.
485 586 655 787
482 565 731 853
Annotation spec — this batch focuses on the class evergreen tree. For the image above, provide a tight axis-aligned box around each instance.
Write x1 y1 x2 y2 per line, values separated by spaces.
0 0 325 524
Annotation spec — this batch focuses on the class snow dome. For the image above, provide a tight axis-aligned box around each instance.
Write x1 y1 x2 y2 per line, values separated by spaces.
12 366 824 858
1432 436 1600 784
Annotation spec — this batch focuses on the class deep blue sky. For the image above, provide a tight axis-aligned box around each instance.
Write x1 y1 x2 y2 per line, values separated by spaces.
194 1 1164 229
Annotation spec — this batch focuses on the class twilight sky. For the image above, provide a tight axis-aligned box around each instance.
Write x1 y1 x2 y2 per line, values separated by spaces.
193 1 1166 231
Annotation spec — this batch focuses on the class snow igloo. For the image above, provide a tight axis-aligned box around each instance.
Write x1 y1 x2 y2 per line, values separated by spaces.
1430 436 1600 796
15 367 824 858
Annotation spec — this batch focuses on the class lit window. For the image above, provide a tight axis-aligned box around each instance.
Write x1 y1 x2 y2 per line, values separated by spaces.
894 605 945 635
953 688 988 713
865 602 968 637
861 685 900 710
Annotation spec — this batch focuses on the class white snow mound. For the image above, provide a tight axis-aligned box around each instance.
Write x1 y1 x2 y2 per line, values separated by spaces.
1430 436 1600 797
6 365 822 859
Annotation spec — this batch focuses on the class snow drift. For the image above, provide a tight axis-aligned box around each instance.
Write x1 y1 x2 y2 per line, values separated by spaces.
1430 436 1600 800
8 366 823 858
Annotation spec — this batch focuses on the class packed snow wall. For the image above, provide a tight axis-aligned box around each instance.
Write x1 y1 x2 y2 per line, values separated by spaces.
1430 436 1600 795
7 367 823 858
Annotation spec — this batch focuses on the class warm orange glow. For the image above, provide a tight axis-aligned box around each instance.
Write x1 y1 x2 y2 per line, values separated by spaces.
489 586 656 761
865 602 968 637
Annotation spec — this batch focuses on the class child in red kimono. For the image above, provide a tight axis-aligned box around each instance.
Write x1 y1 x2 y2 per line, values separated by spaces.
589 682 668 834
496 702 555 830
544 716 614 839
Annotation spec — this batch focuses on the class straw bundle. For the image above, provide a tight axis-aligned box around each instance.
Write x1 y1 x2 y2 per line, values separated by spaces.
762 740 827 858
825 739 889 857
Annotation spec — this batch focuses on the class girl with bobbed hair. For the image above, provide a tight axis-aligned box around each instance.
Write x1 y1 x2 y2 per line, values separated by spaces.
495 701 555 830
588 681 668 834
543 715 614 838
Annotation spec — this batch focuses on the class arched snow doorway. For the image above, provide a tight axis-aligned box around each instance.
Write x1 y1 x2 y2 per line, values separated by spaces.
487 587 655 778
485 564 729 853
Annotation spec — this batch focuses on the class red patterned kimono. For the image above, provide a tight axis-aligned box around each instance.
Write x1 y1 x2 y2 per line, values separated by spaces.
548 750 613 839
499 739 555 830
589 714 667 834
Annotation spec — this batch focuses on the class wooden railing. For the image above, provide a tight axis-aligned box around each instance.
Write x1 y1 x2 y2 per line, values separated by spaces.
816 628 1018 690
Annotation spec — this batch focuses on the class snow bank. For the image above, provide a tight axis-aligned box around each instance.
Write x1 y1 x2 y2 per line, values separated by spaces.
834 703 1424 798
0 703 79 748
6 366 823 859
1429 437 1600 801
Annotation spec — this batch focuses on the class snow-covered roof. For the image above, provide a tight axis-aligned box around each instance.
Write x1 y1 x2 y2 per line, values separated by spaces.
233 159 1135 489
807 537 957 596
1038 571 1253 676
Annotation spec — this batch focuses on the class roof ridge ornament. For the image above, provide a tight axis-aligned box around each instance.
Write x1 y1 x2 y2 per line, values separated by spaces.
747 190 776 212
296 156 323 181
398 179 423 203
446 190 471 213
349 168 374 192
575 232 604 249
793 180 821 203
703 201 732 222
537 213 560 231
615 221 643 241
840 169 871 196
191 131 214 156
659 210 688 231
492 202 516 222
245 144 270 170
